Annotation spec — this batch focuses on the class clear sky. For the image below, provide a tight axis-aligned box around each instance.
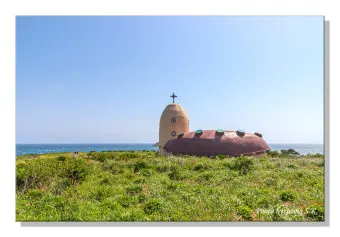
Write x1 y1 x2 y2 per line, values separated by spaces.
16 16 324 144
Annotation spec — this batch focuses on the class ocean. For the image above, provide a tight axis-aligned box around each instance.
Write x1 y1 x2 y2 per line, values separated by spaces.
16 143 324 156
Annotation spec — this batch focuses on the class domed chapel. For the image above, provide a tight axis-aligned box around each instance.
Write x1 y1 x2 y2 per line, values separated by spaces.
153 93 270 157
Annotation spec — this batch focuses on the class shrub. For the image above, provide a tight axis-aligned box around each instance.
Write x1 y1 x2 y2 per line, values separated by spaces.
119 152 139 160
27 189 44 199
100 178 110 185
168 168 185 180
16 150 325 221
281 149 300 156
266 150 281 157
89 152 117 162
17 191 79 221
94 190 107 201
62 179 73 187
141 168 153 177
167 182 180 191
295 171 304 179
87 151 96 158
16 162 27 190
100 200 122 211
65 159 89 182
144 199 163 215
215 154 227 159
229 157 254 175
288 149 300 155
138 194 147 203
312 153 324 158
117 195 138 208
133 178 146 184
126 185 143 196
54 178 73 195
93 153 107 162
132 161 149 173
57 156 66 161
257 196 271 208
197 172 213 181
16 157 90 193
312 161 324 167
156 165 171 173
193 163 211 171
237 205 252 221
102 160 125 174
280 190 295 202
263 178 277 187
306 204 324 221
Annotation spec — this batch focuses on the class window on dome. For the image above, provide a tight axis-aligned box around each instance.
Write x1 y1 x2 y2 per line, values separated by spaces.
254 132 262 138
171 131 176 136
171 117 176 123
236 130 245 137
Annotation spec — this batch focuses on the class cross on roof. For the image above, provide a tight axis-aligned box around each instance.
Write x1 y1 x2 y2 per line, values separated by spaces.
170 93 177 103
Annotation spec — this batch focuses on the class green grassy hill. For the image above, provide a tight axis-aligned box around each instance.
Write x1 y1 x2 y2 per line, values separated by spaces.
16 151 324 222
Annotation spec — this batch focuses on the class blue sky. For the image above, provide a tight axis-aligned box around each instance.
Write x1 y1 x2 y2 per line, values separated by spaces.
16 16 324 144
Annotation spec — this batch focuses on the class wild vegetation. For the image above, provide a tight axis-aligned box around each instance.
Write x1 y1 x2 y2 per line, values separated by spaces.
16 150 324 222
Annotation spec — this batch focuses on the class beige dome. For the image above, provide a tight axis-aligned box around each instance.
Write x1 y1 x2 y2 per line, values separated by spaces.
154 103 190 156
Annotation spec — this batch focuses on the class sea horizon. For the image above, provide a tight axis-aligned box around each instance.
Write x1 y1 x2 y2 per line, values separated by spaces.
16 142 323 144
16 143 324 156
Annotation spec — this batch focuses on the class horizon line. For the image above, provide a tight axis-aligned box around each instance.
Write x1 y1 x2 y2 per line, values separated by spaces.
16 142 324 145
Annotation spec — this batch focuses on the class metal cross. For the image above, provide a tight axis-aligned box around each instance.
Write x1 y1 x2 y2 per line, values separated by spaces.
170 93 177 103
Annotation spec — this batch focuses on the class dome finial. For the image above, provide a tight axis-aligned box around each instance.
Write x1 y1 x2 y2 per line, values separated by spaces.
170 92 177 103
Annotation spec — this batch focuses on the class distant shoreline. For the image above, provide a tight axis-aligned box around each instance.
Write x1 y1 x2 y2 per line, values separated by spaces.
16 143 323 145
16 143 324 157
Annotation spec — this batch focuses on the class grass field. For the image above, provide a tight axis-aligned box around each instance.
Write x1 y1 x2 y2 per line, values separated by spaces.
16 151 324 222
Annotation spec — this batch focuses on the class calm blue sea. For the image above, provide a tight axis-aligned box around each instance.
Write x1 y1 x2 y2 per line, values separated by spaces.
16 143 324 156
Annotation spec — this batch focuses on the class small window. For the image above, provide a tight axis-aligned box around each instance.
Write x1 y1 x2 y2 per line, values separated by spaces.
171 117 176 123
171 131 176 136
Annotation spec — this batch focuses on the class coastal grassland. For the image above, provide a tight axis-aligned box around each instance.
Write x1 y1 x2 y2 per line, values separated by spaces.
16 151 324 222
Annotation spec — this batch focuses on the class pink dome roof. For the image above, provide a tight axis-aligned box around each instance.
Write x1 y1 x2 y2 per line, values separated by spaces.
164 130 270 157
